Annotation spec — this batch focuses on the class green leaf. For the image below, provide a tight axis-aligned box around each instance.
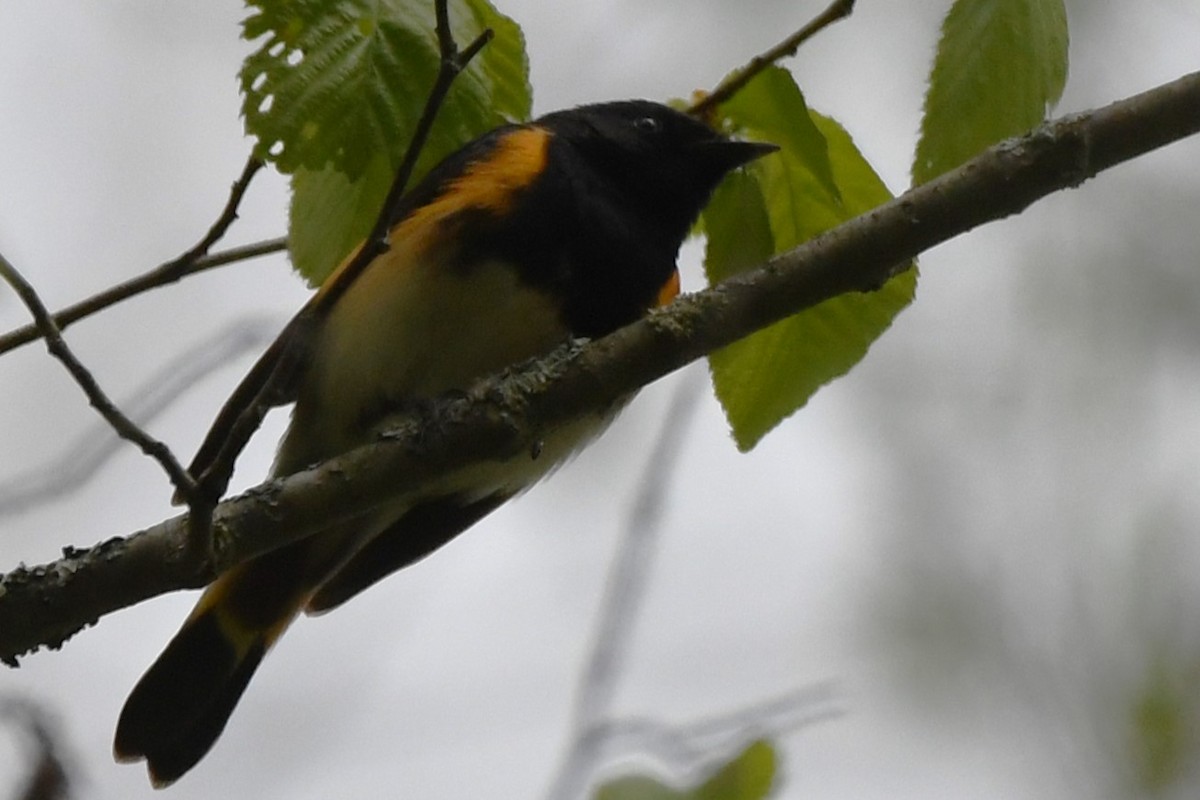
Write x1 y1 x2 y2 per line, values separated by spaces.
913 0 1069 184
1131 664 1190 791
594 740 777 800
705 68 917 450
245 0 532 283
712 66 841 207
595 776 681 800
240 0 530 177
287 151 394 285
693 740 776 800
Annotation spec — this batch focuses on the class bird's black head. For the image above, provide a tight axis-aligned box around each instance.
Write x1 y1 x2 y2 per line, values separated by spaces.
537 100 778 247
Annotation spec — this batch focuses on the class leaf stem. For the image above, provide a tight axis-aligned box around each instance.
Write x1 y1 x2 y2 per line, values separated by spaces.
689 0 856 117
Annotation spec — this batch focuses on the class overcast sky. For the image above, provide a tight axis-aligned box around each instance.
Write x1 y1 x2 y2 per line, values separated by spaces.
3 2 1200 798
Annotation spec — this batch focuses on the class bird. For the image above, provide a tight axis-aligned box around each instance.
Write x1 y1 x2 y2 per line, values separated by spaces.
113 99 777 786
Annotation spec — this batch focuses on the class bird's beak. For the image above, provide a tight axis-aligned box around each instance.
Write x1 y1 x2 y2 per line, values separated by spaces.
699 138 780 170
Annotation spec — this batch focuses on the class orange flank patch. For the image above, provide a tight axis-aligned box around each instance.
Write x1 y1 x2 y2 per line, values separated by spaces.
655 268 681 307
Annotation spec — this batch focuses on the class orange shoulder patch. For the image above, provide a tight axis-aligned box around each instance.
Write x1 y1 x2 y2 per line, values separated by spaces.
315 127 553 307
394 126 552 247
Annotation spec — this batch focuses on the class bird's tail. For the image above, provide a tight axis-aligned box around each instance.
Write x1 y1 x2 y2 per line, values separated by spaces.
113 561 305 787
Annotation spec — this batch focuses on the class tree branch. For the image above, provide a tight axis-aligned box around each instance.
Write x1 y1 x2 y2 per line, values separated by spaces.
0 318 279 519
0 253 200 505
689 0 855 117
2 70 1198 665
0 156 272 358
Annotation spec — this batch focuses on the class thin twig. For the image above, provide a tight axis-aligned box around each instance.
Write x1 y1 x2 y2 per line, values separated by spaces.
194 236 287 269
183 155 265 261
588 683 841 778
674 682 841 745
689 0 856 118
0 252 200 504
545 370 707 800
0 317 280 518
0 157 275 358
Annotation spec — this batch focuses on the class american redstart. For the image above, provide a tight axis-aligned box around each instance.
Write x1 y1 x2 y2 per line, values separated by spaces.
113 99 776 786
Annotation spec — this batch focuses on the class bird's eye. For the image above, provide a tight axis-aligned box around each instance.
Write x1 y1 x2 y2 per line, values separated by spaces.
634 116 661 134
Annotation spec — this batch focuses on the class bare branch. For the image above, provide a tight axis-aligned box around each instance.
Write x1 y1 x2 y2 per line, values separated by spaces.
194 236 287 269
182 156 265 262
689 0 855 117
0 156 274 358
0 317 280 518
0 252 199 504
1 70 1198 665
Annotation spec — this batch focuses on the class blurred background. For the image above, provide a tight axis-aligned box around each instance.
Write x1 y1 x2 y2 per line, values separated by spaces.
2 1 1199 797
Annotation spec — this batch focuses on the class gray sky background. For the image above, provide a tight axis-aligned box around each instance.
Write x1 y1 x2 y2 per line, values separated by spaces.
2 2 1200 798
